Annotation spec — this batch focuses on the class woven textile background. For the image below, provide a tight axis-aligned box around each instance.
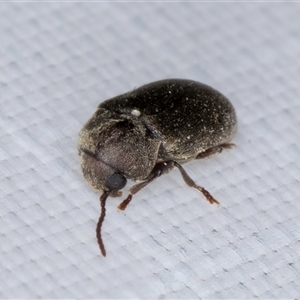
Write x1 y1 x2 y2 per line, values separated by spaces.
1 2 300 299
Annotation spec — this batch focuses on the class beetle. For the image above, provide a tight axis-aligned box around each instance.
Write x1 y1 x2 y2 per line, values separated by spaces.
78 79 237 256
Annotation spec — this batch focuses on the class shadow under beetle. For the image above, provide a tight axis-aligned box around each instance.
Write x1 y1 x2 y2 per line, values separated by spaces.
78 79 237 256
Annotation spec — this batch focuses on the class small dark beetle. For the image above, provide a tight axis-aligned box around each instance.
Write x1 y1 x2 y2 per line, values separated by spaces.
78 79 237 256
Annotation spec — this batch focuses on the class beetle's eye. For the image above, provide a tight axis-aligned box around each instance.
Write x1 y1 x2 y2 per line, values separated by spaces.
105 173 127 191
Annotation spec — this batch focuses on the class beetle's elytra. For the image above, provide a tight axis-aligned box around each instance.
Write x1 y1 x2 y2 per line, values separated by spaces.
78 79 237 256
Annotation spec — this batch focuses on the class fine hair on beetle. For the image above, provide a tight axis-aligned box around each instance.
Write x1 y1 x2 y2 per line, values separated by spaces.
78 79 237 256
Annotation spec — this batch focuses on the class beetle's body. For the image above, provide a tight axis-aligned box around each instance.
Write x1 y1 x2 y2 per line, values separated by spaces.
78 79 237 256
79 79 236 189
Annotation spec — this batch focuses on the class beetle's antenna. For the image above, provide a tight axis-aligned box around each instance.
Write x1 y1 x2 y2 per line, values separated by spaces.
96 191 109 256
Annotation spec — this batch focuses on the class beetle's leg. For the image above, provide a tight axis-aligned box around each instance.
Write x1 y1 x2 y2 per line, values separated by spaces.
173 161 220 205
196 143 235 159
118 161 174 211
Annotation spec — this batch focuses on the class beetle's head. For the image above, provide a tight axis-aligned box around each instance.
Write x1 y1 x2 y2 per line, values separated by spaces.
78 108 160 195
79 149 127 196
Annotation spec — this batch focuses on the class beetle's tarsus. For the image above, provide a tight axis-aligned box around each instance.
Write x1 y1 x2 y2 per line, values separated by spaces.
196 186 220 205
118 194 132 211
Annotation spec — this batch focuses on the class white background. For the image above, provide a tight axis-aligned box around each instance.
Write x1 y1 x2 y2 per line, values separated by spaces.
1 2 299 298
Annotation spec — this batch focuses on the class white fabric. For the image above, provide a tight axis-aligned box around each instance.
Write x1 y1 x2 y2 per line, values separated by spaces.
1 2 300 298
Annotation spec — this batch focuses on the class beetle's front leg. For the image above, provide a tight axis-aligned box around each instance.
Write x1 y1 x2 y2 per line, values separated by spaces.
118 161 175 210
